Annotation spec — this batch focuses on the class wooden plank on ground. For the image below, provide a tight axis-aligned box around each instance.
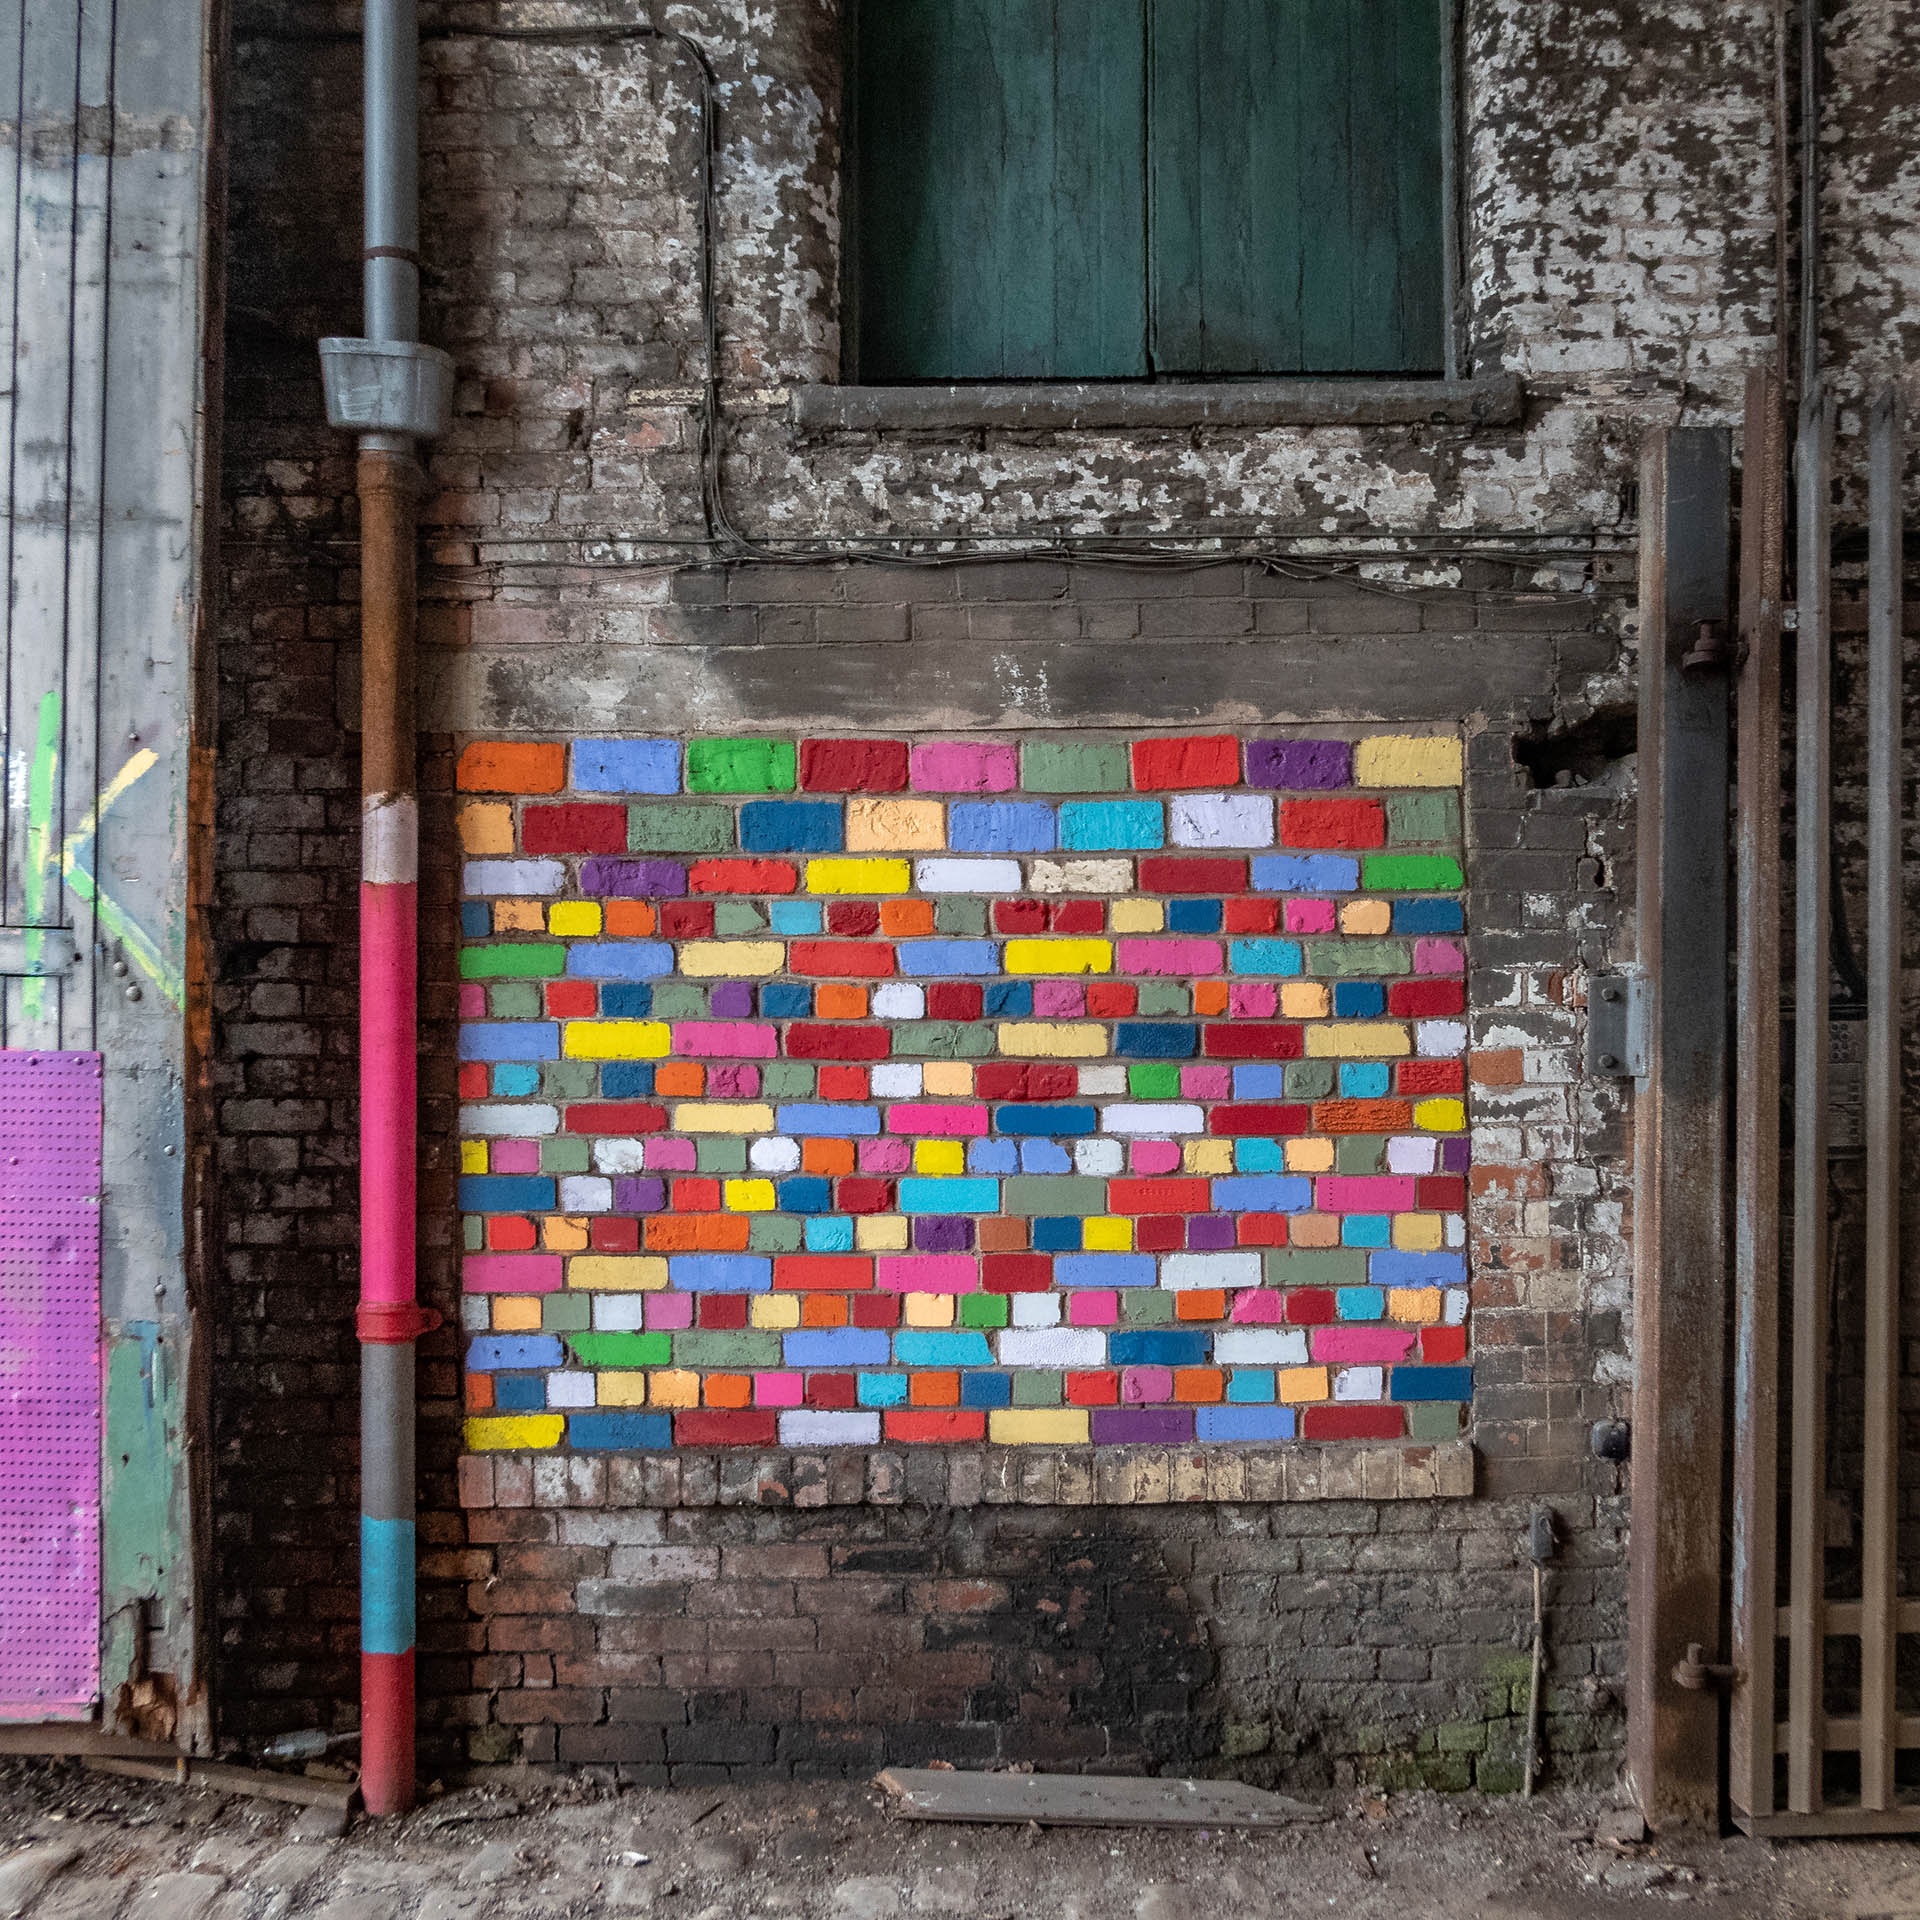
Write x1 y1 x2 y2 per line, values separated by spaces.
83 1757 358 1813
875 1768 1324 1829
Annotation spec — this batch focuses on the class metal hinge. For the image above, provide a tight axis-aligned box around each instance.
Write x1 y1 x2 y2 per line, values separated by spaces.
0 926 76 977
1589 968 1650 1080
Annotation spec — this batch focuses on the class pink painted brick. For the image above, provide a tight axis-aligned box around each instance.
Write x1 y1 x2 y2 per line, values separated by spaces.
1231 1289 1286 1323
885 1102 991 1136
858 1136 913 1173
909 740 1019 792
754 1372 804 1407
1284 898 1338 933
1068 1289 1121 1326
1414 937 1466 974
1180 1064 1231 1100
1315 1175 1419 1213
464 1254 564 1292
460 983 488 1017
645 1137 698 1171
672 1020 779 1057
1229 983 1277 1017
646 1292 695 1329
1130 1140 1182 1174
876 1255 979 1293
1122 1366 1174 1403
1117 937 1226 975
1311 1326 1418 1364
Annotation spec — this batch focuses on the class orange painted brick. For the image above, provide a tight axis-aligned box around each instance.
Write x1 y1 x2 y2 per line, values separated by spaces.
1174 1367 1225 1403
605 900 657 937
1471 1049 1525 1086
704 1373 753 1409
645 1214 751 1252
1176 1290 1227 1321
1313 1098 1414 1134
655 1062 705 1098
977 1216 1028 1252
802 1138 858 1176
880 898 937 936
909 1370 961 1407
458 740 565 793
1195 980 1230 1016
466 1373 495 1410
800 1293 849 1327
815 982 870 1020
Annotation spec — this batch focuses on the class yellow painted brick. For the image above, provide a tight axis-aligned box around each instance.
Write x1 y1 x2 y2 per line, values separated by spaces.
856 1214 910 1251
1003 938 1113 976
846 797 945 851
1109 898 1165 934
549 900 603 937
997 1021 1109 1057
1388 1286 1444 1325
492 1296 543 1332
566 1255 669 1291
1414 1097 1466 1132
678 941 785 977
914 1139 966 1175
597 1372 649 1406
989 1408 1090 1446
1277 1366 1330 1404
466 1414 564 1451
563 1019 671 1060
649 1368 700 1408
1183 1139 1234 1175
542 1215 590 1252
674 1102 777 1134
751 1294 802 1329
1280 981 1331 1019
1392 1213 1445 1251
1286 1137 1336 1173
1305 1021 1412 1058
459 801 515 855
725 1178 777 1212
494 899 545 933
805 857 911 894
460 1140 488 1174
904 1291 954 1327
1339 899 1393 936
1355 734 1463 788
923 1062 974 1096
1083 1215 1134 1251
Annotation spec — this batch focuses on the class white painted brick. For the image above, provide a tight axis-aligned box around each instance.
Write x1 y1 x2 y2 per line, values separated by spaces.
750 1135 801 1172
1102 1102 1206 1133
998 1328 1106 1367
1162 1251 1263 1291
1169 791 1275 848
1333 1366 1385 1402
546 1371 597 1408
593 1294 648 1330
779 1410 880 1446
1214 1328 1309 1366
461 1102 559 1135
464 857 565 895
1029 858 1134 893
873 982 926 1020
915 857 1023 892
558 1174 613 1212
592 1137 649 1173
1010 1291 1062 1327
871 1062 924 1098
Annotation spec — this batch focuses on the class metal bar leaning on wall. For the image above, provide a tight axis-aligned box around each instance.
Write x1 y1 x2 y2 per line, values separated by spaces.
1730 367 1786 1824
1860 383 1904 1813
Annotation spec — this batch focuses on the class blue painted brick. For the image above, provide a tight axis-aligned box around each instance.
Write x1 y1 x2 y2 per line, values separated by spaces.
777 1104 881 1136
573 739 680 793
1391 1365 1473 1402
1019 1139 1072 1173
805 1216 856 1251
601 1062 655 1097
1168 898 1223 932
460 1022 559 1061
983 980 1033 1016
949 801 1057 852
1225 1368 1276 1403
959 1371 1014 1408
1115 1022 1197 1057
762 981 812 1017
566 941 674 980
460 1174 557 1212
1109 1329 1210 1366
1342 1214 1392 1248
1211 1175 1312 1212
1196 1406 1296 1441
1033 1217 1084 1252
1369 1251 1468 1288
1250 853 1359 892
467 1335 564 1370
569 1410 674 1447
1231 1064 1286 1098
784 1328 892 1367
602 985 655 1018
898 940 1001 975
1056 1253 1157 1288
668 1254 773 1292
740 799 843 852
492 1375 547 1410
995 1104 1098 1135
1391 897 1465 933
461 902 491 937
777 1176 834 1213
1333 979 1386 1017
968 1138 1019 1173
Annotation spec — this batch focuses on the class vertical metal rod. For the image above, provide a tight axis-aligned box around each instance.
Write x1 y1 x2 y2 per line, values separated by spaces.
1731 368 1786 1823
1439 0 1465 382
1798 0 1821 402
1860 382 1903 1812
1786 383 1832 1816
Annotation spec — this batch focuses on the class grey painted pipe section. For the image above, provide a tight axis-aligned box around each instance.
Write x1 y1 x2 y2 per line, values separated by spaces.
364 0 419 345
361 1343 415 1525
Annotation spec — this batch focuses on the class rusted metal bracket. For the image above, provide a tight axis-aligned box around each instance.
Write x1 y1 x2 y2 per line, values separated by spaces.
1588 969 1650 1082
1671 1644 1736 1692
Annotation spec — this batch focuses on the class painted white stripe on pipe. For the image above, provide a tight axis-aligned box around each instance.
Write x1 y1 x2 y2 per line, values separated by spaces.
363 793 419 884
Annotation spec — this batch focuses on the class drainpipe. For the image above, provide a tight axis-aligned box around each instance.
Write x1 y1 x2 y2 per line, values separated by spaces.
318 0 453 1820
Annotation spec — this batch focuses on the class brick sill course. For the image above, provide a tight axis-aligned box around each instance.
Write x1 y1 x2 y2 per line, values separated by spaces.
787 378 1524 435
457 1440 1475 1512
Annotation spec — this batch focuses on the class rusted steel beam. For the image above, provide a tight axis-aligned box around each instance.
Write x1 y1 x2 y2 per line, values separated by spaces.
1731 368 1786 1825
1627 426 1734 1830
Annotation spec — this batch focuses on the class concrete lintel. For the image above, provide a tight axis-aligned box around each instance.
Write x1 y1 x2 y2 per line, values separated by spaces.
789 376 1526 436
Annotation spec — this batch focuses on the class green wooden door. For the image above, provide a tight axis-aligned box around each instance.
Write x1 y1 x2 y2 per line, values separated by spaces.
853 0 1149 381
1147 0 1446 375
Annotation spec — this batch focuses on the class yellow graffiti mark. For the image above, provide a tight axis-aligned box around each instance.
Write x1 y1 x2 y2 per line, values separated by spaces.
60 749 184 1008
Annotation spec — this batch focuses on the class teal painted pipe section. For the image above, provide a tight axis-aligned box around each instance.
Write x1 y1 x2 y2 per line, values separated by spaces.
360 1515 416 1656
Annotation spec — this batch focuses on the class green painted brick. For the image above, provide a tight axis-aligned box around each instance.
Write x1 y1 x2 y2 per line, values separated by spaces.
628 801 738 853
543 1060 596 1100
1385 791 1460 844
567 1331 672 1369
935 897 987 934
1362 852 1464 891
1134 981 1191 1016
713 899 767 934
650 983 710 1017
1129 1062 1182 1098
686 738 796 793
1406 1401 1466 1440
1336 1135 1383 1174
489 981 542 1018
1021 739 1131 792
1002 1175 1107 1215
672 1330 782 1368
890 1021 995 1058
541 1136 590 1174
1264 1247 1370 1286
695 1137 748 1173
748 1214 804 1251
1305 938 1412 977
1121 1288 1174 1324
541 1293 591 1331
960 1292 1010 1328
761 1062 816 1098
461 942 566 979
1012 1368 1063 1405
463 1216 485 1251
1284 1060 1336 1099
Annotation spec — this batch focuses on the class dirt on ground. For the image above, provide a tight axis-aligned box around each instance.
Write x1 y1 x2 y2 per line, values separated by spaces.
0 1759 1918 1919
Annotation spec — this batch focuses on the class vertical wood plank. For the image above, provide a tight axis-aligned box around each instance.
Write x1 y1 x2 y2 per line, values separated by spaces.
1859 383 1903 1813
1786 386 1834 1816
1347 0 1402 369
1730 367 1785 1823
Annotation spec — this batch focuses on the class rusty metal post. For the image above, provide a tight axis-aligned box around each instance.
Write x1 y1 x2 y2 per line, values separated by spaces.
1627 425 1733 1830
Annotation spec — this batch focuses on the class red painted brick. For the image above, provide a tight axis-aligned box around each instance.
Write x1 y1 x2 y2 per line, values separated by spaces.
660 900 715 937
1398 1058 1465 1094
459 1061 490 1098
676 1410 779 1446
1049 900 1104 933
1236 1213 1290 1246
885 1408 986 1443
1303 1404 1406 1440
487 1216 537 1251
590 1217 640 1251
818 1065 871 1100
1130 734 1241 789
993 899 1048 933
1422 1325 1468 1364
927 982 984 1020
975 1063 1078 1100
699 1294 749 1329
826 900 881 935
1085 982 1137 1017
1134 1216 1185 1251
564 1102 668 1134
789 940 896 977
1223 899 1279 933
1208 1103 1310 1136
775 1255 874 1291
1202 1022 1304 1060
1277 797 1386 850
545 979 597 1017
1137 855 1248 894
689 858 799 895
1107 1177 1210 1213
1389 978 1466 1017
982 1253 1053 1293
1418 1175 1467 1211
806 1371 859 1408
1066 1370 1120 1406
522 802 629 854
673 1177 722 1211
850 1290 901 1326
800 738 910 791
787 1023 891 1061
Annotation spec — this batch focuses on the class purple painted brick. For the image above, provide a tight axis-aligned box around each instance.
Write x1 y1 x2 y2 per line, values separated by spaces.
1442 1138 1470 1173
1091 1408 1195 1444
579 857 687 897
614 1177 667 1212
1246 739 1353 790
709 981 755 1018
913 1215 976 1253
1186 1215 1236 1251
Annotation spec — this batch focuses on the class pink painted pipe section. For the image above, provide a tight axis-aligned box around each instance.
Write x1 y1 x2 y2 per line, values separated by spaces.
361 880 418 1308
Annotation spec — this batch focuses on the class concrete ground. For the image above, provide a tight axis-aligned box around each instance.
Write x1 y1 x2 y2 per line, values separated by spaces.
0 1761 1918 1919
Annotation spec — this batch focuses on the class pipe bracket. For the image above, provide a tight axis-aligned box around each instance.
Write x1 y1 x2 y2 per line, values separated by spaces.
356 1301 443 1346
319 337 454 440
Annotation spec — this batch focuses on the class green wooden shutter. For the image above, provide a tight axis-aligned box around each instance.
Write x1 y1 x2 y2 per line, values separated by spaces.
853 0 1149 381
1147 0 1445 375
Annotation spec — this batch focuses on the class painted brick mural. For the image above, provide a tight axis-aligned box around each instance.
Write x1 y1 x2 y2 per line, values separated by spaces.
454 732 1470 1455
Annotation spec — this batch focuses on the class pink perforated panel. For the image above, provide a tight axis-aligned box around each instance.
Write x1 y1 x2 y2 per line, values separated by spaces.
0 1051 102 1717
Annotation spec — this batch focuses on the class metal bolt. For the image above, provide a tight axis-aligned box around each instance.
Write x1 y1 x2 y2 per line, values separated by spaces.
1598 1053 1620 1072
124 983 141 1002
1600 985 1621 1003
